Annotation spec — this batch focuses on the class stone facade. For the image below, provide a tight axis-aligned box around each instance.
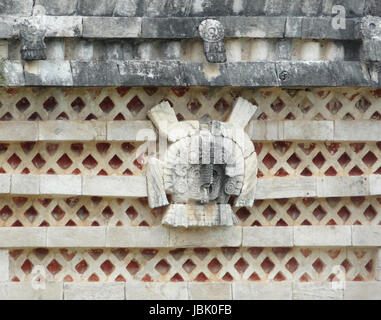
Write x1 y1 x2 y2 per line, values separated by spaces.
0 0 381 300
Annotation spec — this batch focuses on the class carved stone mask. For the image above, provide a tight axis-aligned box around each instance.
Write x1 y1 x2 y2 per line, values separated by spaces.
146 97 258 228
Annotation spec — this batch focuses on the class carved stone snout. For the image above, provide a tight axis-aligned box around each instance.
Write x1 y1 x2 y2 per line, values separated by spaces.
198 19 227 63
19 21 47 61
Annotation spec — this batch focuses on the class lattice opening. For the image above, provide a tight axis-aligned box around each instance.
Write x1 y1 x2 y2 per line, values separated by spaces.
9 247 375 283
1 87 381 122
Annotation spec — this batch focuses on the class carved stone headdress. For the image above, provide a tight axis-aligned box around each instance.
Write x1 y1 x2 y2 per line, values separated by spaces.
146 97 258 228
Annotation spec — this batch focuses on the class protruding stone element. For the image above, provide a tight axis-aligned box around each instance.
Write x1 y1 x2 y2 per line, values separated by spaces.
146 97 258 228
147 101 178 138
234 152 258 207
227 97 258 129
147 158 169 209
19 20 47 61
198 19 226 63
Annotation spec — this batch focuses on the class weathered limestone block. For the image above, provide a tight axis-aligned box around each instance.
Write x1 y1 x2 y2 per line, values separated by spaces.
0 121 37 141
64 283 124 300
256 177 317 199
47 227 106 248
106 226 169 247
293 282 343 300
1 61 25 86
243 226 293 247
352 226 381 246
283 120 334 141
294 226 352 246
1 282 63 300
0 250 9 282
334 120 381 141
0 0 34 15
344 282 381 300
11 174 39 195
188 283 231 300
0 175 11 194
71 61 121 86
40 175 81 196
370 175 381 195
169 227 242 247
0 227 46 248
39 121 106 141
107 121 156 141
83 17 142 38
232 282 292 300
125 282 188 300
317 176 370 197
35 0 78 16
82 176 147 197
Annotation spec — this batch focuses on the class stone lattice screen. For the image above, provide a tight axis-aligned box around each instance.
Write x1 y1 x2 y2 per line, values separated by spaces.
0 86 380 299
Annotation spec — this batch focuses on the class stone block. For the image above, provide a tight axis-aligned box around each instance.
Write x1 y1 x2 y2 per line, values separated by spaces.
0 250 9 282
36 16 83 37
247 121 283 141
11 174 39 195
317 176 370 197
334 121 381 141
283 120 334 141
0 121 37 141
64 283 124 300
82 176 147 197
142 17 200 38
0 227 46 248
188 283 232 300
35 0 78 15
2 282 63 300
39 61 73 86
344 282 381 300
243 227 293 247
232 282 292 300
77 0 116 16
47 227 106 248
256 177 317 199
0 0 34 15
222 16 286 38
293 282 343 300
294 226 351 246
45 39 65 60
107 121 156 141
71 61 121 86
119 61 184 86
83 17 141 38
0 40 8 59
370 175 381 196
106 226 169 247
39 121 106 141
2 61 25 86
125 282 188 300
0 17 15 38
352 226 381 247
169 227 242 247
40 175 82 196
0 175 11 194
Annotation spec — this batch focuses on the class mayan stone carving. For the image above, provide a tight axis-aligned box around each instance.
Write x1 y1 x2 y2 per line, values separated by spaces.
19 20 47 61
146 97 258 228
198 19 227 63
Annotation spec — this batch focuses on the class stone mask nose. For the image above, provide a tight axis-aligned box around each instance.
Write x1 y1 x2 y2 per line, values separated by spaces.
200 164 214 203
